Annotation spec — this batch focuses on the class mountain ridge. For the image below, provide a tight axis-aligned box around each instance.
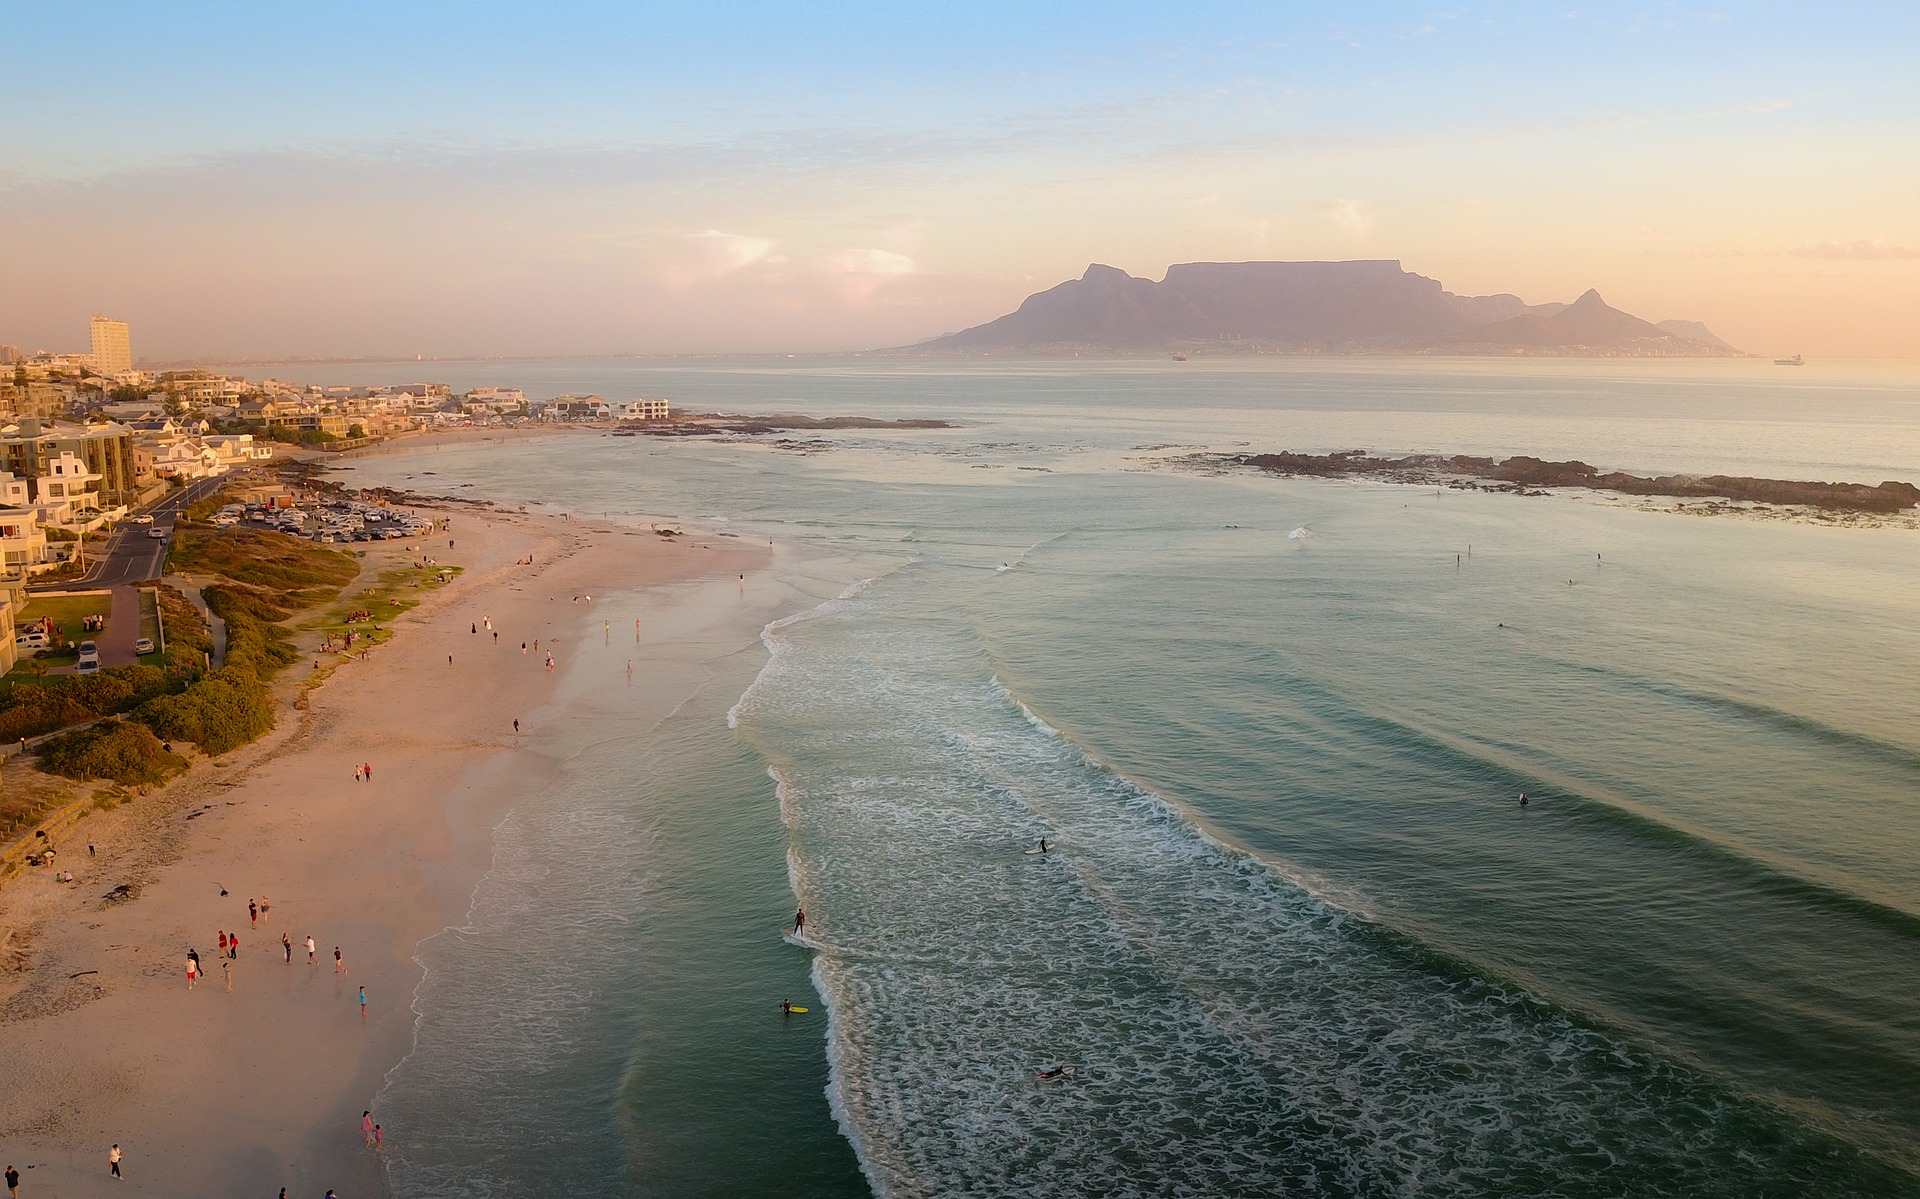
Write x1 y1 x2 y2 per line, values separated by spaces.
916 261 1739 356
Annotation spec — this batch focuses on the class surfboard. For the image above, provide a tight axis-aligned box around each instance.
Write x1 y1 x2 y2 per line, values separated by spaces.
1024 848 1045 855
782 1005 810 1014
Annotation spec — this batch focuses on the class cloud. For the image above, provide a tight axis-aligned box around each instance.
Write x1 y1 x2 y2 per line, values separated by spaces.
812 247 918 305
1318 197 1374 239
1790 239 1920 261
658 230 779 289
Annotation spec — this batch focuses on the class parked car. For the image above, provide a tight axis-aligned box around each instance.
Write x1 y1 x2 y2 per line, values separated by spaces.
75 659 100 675
78 640 99 658
134 637 156 655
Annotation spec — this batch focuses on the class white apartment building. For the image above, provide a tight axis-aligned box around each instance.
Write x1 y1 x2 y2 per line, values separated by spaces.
90 314 134 375
616 399 672 420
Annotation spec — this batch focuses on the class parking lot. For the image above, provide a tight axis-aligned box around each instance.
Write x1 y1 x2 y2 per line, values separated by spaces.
221 498 435 543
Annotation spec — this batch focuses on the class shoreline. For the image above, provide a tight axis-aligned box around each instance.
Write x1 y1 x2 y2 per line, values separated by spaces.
0 498 765 1196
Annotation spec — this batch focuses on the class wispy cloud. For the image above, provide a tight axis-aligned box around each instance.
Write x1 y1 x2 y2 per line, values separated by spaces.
659 230 780 289
1790 238 1920 260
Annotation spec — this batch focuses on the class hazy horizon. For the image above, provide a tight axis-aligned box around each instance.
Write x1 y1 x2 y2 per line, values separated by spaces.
4 2 1917 360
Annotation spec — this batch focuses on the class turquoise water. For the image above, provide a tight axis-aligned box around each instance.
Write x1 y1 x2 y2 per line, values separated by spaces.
342 358 1920 1196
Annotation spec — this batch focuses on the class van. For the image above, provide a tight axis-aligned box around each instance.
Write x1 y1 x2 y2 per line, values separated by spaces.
14 631 49 651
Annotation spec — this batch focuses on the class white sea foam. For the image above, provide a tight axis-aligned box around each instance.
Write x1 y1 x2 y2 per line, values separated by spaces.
726 576 878 729
749 585 1825 1197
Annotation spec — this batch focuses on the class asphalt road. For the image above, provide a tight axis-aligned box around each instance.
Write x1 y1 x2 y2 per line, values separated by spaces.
31 475 229 592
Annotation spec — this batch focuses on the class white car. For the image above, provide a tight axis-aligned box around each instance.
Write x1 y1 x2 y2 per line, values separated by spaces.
130 514 155 524
134 637 156 655
148 528 167 540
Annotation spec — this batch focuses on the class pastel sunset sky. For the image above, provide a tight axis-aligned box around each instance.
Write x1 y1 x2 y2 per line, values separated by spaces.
3 2 1915 358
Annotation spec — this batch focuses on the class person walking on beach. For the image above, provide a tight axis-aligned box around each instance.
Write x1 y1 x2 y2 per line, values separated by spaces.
306 936 317 965
249 898 258 927
222 957 233 992
334 946 345 974
374 1123 383 1149
228 930 238 960
362 1111 375 1147
354 765 362 783
359 985 368 1019
186 951 198 989
108 1144 121 1179
513 719 520 735
283 932 293 963
364 762 373 782
260 895 270 922
218 930 227 956
6 1163 18 1197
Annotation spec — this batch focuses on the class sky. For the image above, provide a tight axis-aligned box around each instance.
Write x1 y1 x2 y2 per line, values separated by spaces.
2 1 1916 359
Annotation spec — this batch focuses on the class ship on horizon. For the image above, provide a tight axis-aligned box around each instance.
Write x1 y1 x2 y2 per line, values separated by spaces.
1775 353 1805 366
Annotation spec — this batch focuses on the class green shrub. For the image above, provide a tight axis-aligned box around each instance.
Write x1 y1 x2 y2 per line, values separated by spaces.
132 584 299 755
0 663 181 742
37 720 187 787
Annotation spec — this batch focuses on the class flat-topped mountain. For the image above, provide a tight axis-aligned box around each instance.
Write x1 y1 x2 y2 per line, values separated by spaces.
917 261 1738 356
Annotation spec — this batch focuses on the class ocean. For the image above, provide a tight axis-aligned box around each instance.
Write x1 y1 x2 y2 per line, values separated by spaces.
318 356 1920 1197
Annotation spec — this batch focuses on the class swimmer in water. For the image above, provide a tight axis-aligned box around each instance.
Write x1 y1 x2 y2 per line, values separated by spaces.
1519 793 1529 807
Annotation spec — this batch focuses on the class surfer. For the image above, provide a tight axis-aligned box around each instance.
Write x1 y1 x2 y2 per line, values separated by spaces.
1038 838 1050 854
1037 1065 1070 1080
780 998 797 1015
793 907 805 936
1519 792 1529 807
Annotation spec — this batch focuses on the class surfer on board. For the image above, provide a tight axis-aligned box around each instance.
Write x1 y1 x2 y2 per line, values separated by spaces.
793 907 805 936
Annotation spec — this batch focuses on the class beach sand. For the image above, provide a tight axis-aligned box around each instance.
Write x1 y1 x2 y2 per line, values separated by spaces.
0 505 764 1197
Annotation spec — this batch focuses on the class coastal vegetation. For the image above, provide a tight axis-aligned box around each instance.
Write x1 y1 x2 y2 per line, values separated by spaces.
168 525 359 596
7 526 358 784
35 719 187 787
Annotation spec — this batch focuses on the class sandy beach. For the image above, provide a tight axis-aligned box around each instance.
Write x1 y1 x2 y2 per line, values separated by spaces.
0 503 763 1197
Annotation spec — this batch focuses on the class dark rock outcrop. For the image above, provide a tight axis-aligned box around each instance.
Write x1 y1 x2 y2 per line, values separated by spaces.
1235 451 1920 514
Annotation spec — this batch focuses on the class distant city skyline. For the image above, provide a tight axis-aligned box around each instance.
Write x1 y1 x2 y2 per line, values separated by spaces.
3 2 1916 358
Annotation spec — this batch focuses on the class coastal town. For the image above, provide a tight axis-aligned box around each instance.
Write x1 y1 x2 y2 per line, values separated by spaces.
2 314 671 590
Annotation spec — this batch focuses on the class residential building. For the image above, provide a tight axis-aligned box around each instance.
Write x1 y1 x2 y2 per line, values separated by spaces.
1 470 52 585
550 394 612 420
146 438 223 479
617 398 671 421
0 591 16 675
0 418 141 509
203 433 272 465
90 314 134 375
159 369 243 404
463 386 527 415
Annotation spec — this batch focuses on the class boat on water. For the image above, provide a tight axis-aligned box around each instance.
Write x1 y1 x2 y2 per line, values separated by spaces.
1774 354 1804 366
1171 353 1189 361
